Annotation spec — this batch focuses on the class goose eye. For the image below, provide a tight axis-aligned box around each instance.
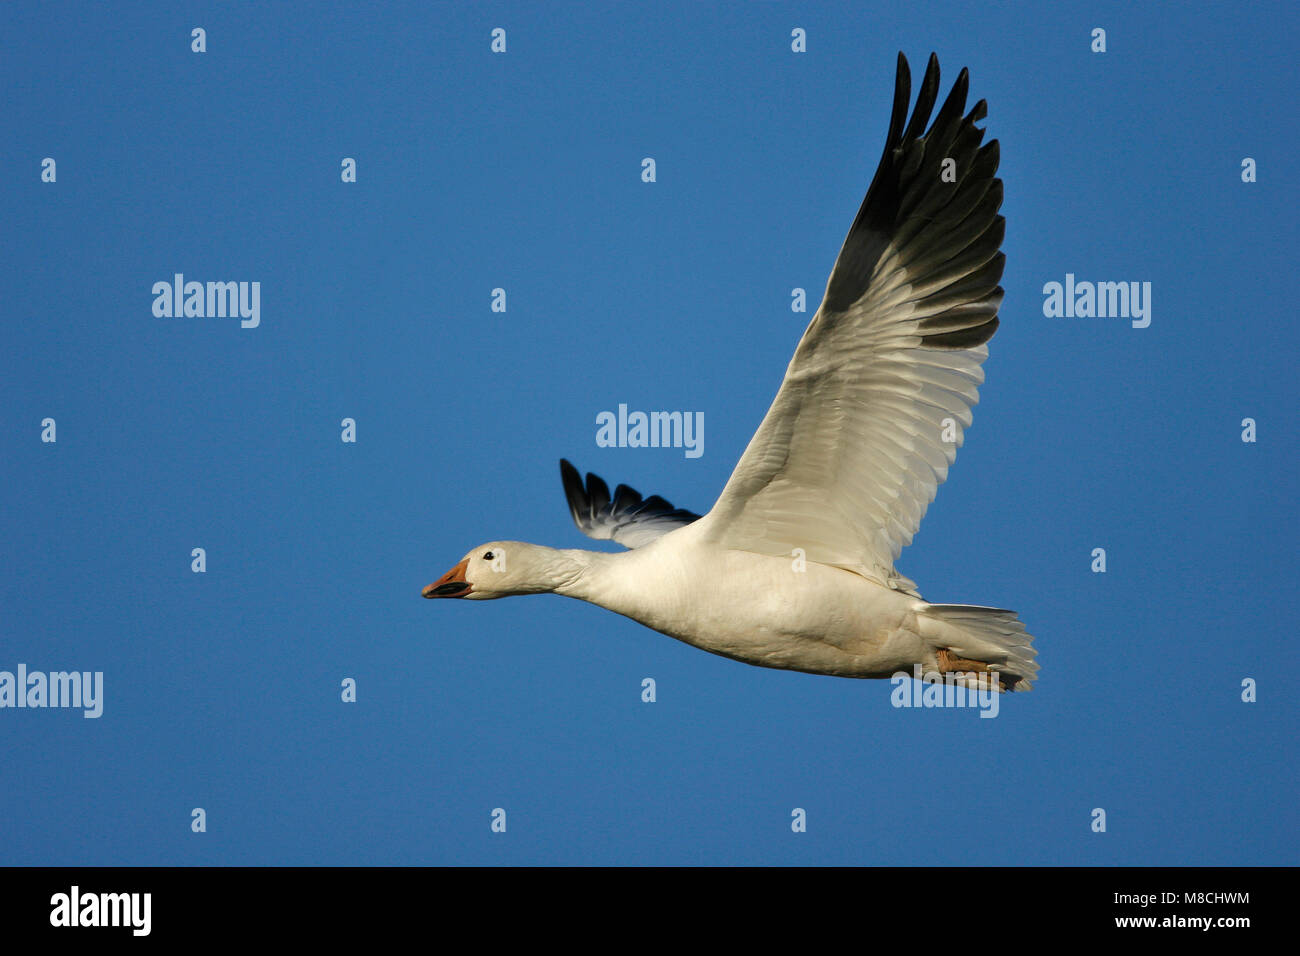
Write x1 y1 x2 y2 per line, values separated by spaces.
483 551 495 561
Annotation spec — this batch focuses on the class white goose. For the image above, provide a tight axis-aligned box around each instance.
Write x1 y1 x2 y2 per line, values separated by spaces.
425 53 1038 691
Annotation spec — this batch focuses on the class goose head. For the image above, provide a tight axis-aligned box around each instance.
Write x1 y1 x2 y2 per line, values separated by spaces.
422 541 581 601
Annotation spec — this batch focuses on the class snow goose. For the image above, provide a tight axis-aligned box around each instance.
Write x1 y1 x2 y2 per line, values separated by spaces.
425 52 1038 691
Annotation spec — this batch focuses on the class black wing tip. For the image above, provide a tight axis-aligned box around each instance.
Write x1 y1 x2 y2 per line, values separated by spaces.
887 53 912 149
559 458 588 524
560 458 636 522
891 54 981 130
823 52 1002 316
901 53 942 143
559 458 583 493
920 313 999 350
584 469 612 512
890 52 958 149
922 52 940 88
558 459 702 544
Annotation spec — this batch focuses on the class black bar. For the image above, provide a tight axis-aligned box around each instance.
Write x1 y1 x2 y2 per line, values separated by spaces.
0 866 1283 941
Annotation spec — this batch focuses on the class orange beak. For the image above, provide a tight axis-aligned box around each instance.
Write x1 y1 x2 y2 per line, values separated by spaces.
423 559 472 599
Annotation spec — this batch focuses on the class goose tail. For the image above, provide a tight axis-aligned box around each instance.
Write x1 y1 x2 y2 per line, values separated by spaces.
918 604 1039 692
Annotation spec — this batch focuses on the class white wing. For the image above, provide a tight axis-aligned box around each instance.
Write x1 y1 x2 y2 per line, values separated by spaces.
560 459 701 549
697 53 1005 595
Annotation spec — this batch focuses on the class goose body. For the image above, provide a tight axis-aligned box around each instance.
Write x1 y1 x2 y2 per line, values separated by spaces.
425 53 1039 691
561 527 925 679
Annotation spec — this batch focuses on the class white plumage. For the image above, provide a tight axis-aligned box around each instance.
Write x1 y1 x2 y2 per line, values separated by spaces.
424 53 1038 691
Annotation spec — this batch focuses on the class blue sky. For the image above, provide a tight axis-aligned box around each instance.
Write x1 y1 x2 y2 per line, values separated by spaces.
2 0 1296 865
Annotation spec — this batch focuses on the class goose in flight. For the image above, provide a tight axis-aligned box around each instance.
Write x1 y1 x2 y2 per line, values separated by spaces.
425 52 1038 691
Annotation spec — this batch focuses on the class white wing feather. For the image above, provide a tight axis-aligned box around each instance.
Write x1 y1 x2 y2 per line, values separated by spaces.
696 54 1005 595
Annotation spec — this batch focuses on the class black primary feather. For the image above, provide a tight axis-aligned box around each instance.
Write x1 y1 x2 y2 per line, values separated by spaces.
559 459 701 548
822 52 1004 351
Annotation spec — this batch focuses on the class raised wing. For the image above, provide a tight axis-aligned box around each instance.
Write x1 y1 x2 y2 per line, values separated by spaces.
697 53 1005 594
560 459 701 549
